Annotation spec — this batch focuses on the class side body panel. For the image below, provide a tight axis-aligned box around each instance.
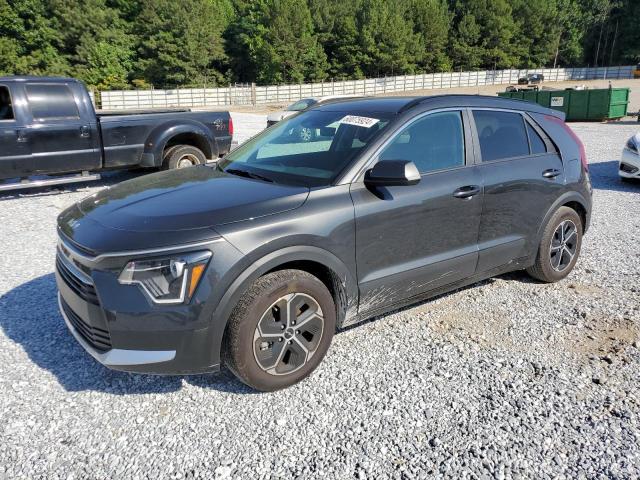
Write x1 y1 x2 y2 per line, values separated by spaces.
98 111 232 168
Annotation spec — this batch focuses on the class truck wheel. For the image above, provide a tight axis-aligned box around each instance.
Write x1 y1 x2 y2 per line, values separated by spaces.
526 206 583 283
163 145 206 170
223 269 336 392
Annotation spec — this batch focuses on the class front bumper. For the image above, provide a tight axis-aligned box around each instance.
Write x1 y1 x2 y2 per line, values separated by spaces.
55 235 243 374
58 293 176 367
619 148 640 179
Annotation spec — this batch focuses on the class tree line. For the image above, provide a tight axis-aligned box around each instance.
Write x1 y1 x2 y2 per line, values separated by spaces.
0 0 638 90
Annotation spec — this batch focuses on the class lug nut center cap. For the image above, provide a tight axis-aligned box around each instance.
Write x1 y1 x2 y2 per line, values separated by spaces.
284 328 295 339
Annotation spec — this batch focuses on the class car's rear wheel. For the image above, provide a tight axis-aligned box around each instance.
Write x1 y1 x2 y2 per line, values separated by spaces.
163 145 206 170
223 269 336 391
526 206 583 282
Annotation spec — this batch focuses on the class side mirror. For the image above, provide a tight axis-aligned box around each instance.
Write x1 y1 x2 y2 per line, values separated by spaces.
364 160 420 187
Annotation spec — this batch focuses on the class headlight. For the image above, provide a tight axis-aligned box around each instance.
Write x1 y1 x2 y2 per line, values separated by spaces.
118 251 212 304
626 138 638 154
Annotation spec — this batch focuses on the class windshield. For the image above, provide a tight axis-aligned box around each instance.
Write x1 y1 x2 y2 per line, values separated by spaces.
287 99 317 111
219 110 393 186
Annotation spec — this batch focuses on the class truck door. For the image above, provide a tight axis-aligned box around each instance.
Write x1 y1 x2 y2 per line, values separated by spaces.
24 82 100 175
0 84 31 180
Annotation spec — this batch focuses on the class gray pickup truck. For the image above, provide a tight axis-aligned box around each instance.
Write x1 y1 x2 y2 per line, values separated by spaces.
0 76 233 191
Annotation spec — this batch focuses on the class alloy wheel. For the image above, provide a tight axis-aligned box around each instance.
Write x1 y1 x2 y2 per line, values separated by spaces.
549 220 578 272
253 293 324 376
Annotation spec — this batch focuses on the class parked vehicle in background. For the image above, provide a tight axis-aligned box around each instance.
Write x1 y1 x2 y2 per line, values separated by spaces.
633 64 640 79
266 95 361 127
620 132 640 180
0 76 232 192
518 73 545 86
56 95 591 391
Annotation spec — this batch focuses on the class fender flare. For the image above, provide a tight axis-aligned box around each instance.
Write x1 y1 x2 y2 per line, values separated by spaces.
534 191 591 249
144 120 217 166
208 245 359 366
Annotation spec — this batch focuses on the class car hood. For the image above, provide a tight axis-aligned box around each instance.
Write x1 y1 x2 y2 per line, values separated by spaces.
68 166 309 234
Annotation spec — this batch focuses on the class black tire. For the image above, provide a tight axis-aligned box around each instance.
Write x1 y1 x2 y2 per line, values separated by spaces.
163 145 206 170
526 206 583 283
223 269 336 391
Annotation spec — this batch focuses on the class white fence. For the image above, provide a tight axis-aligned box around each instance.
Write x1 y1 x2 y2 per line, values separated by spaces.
100 65 635 110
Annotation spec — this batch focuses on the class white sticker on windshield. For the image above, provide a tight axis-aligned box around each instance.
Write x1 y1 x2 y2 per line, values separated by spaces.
339 115 380 128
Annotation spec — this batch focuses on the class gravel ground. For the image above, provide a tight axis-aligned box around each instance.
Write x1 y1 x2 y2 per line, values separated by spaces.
0 118 639 479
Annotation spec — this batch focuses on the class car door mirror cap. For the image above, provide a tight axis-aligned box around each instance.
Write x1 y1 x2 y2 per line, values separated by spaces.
364 160 421 187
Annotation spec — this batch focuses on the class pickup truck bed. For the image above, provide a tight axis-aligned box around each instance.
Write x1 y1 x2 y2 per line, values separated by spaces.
0 76 233 190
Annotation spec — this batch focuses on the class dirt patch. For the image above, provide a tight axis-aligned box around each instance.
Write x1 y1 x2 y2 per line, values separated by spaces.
565 314 638 361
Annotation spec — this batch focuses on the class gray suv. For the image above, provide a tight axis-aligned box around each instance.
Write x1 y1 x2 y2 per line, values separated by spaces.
56 96 592 391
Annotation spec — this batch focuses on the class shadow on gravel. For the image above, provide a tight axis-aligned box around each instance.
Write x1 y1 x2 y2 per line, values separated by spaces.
0 273 253 394
589 160 640 192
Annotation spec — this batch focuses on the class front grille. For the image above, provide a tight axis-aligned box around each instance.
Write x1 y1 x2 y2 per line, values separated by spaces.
620 163 639 174
61 297 112 351
56 255 99 305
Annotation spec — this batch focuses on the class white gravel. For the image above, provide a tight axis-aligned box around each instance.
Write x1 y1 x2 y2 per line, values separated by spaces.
0 118 639 479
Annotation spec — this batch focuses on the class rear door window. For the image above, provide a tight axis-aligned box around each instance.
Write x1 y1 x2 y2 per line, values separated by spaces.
379 111 465 174
25 84 80 121
473 110 530 161
0 86 14 120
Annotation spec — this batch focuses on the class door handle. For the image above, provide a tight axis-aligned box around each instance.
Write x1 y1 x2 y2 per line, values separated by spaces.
542 168 561 179
16 129 28 143
452 185 481 199
79 125 91 138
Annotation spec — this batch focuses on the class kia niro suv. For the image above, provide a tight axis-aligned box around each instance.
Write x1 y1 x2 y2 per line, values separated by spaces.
56 96 592 391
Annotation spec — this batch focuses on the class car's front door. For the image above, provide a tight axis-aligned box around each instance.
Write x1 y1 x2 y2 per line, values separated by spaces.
0 84 31 180
350 109 483 314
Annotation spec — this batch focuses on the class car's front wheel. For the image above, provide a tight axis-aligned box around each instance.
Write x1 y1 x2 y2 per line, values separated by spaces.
223 269 336 391
526 206 583 282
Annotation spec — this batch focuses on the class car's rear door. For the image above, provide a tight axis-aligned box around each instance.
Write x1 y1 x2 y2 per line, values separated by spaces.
0 83 31 180
350 109 483 314
470 109 564 272
24 82 100 175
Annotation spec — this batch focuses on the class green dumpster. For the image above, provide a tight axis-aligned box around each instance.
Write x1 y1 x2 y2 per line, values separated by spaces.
498 87 630 121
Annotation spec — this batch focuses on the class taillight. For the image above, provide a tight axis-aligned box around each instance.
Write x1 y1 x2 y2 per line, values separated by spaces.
228 117 234 137
545 115 588 172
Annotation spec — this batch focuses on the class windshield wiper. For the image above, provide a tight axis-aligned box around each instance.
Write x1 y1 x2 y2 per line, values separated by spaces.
224 168 274 183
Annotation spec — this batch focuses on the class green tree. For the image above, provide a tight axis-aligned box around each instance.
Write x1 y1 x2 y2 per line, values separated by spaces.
411 0 452 72
449 0 521 70
227 0 328 84
0 0 69 76
134 0 233 87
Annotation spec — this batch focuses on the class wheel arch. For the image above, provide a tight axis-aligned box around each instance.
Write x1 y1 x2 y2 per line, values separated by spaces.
210 246 358 366
535 192 591 250
144 121 217 166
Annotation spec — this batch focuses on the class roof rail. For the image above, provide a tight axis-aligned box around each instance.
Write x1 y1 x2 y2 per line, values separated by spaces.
397 97 430 113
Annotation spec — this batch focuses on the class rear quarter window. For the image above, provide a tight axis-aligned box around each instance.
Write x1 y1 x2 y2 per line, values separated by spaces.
526 122 547 154
25 84 80 121
473 110 529 162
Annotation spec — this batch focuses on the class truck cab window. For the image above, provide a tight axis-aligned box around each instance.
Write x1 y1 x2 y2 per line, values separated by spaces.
0 87 14 120
25 84 79 121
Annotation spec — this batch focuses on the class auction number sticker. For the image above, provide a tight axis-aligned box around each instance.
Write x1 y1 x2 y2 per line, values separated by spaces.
339 115 380 128
550 97 564 107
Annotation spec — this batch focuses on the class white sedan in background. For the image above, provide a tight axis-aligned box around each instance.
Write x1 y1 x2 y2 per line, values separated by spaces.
620 132 640 181
266 95 361 128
